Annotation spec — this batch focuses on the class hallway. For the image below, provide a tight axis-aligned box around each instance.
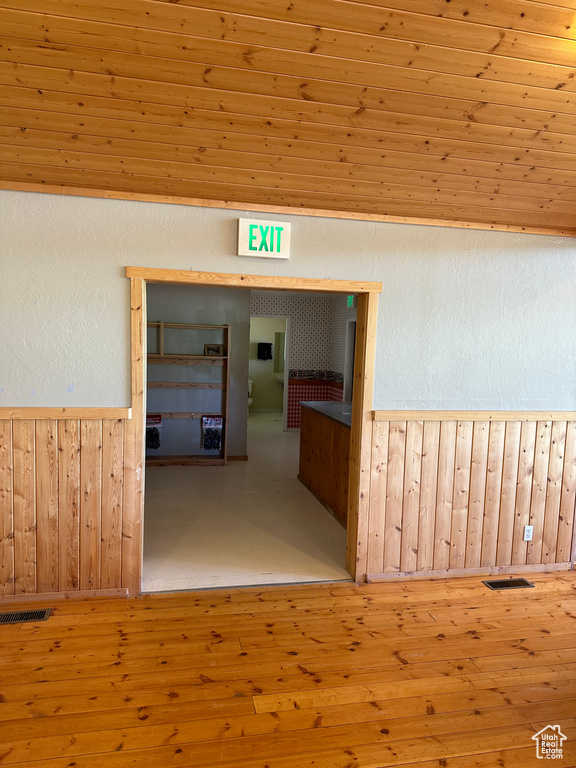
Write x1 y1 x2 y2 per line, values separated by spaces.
143 413 350 591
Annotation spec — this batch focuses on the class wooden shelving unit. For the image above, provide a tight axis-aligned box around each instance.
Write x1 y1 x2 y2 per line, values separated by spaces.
147 356 225 366
146 322 230 466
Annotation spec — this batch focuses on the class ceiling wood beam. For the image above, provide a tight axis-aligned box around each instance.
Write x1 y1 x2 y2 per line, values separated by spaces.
3 179 575 237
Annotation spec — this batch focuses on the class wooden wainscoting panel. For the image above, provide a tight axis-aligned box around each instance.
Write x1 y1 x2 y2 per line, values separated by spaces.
434 421 457 571
557 421 576 563
369 413 576 581
79 419 102 591
367 421 388 575
0 411 131 599
35 419 59 593
401 420 423 573
417 421 440 572
480 422 505 568
12 419 36 594
511 421 538 566
449 421 473 570
496 421 521 567
0 419 14 595
526 421 553 565
101 419 124 589
465 421 489 570
58 419 81 591
541 421 567 563
384 421 406 573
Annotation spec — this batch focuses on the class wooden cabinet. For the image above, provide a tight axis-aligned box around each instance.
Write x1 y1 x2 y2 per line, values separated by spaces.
146 322 230 465
298 405 350 525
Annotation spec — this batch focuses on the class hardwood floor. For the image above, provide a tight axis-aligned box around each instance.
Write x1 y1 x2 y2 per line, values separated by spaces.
1 573 576 766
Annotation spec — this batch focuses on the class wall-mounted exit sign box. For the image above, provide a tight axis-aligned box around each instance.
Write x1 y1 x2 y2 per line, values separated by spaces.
238 219 291 259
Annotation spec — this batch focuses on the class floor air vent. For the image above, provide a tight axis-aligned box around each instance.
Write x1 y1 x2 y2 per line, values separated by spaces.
0 608 51 625
482 578 534 590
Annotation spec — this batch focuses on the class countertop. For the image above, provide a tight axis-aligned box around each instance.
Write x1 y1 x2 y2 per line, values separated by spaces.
300 400 352 428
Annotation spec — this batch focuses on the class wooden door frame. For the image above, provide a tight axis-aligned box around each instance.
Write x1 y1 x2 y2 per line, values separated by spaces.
125 267 381 589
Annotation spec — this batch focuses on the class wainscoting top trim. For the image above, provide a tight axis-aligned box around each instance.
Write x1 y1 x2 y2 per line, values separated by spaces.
373 410 576 422
0 408 132 420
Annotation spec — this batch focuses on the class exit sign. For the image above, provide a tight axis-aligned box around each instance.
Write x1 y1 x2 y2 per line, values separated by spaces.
237 219 291 259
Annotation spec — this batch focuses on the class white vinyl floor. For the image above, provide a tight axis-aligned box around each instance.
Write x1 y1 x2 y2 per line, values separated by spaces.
142 412 351 591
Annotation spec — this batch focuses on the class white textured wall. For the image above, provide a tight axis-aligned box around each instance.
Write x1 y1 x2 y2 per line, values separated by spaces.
2 189 576 410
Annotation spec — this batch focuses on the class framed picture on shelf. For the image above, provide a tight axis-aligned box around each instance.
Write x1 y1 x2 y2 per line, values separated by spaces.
204 343 224 356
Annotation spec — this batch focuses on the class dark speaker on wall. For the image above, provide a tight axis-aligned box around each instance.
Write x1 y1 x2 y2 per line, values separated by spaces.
257 342 273 360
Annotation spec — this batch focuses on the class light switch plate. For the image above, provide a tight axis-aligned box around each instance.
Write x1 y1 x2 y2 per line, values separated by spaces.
524 525 534 542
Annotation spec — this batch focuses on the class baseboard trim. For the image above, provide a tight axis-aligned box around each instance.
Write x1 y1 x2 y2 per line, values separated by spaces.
146 455 225 466
0 588 129 604
366 562 573 583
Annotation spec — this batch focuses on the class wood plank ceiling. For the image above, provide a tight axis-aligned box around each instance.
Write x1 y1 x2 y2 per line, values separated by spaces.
1 0 576 235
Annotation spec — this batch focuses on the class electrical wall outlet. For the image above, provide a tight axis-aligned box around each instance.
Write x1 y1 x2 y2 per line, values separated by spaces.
524 525 534 542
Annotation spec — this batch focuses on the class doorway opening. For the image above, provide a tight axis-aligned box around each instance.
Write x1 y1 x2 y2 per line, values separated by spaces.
248 314 288 429
126 268 381 594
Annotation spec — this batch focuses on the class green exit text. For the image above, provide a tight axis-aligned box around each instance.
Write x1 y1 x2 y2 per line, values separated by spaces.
238 218 291 259
248 224 284 253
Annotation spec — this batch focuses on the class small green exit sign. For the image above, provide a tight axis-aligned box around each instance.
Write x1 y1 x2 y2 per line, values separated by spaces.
347 295 357 308
238 218 291 259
